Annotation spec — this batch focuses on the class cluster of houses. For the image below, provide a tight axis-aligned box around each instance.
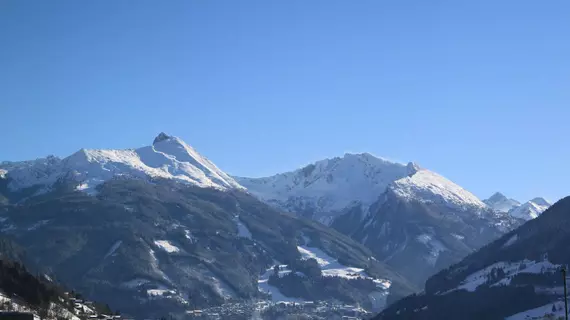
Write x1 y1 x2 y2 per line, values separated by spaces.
183 300 371 319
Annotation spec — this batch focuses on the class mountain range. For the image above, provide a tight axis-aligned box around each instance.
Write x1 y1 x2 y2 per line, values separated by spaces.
237 154 545 286
0 133 552 319
484 192 551 221
0 134 416 318
373 196 570 320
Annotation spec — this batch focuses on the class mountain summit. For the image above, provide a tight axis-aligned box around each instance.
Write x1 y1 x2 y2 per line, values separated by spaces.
235 153 411 223
483 192 551 220
0 133 244 194
237 153 520 287
483 192 521 213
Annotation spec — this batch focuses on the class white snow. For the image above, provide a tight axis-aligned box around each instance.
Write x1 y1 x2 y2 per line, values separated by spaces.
483 192 521 213
509 200 550 220
452 233 465 240
104 240 122 259
297 246 333 267
506 301 565 320
0 134 244 193
257 245 391 305
75 183 90 191
154 240 180 253
236 153 411 222
258 265 305 303
391 169 487 210
233 215 252 239
184 229 196 243
297 244 391 289
147 286 176 297
449 259 560 293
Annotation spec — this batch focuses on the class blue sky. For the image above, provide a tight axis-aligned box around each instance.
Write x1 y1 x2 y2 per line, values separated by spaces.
1 0 568 202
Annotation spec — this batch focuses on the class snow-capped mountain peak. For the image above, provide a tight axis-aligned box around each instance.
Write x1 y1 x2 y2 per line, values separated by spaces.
509 198 550 220
482 192 551 220
0 133 244 193
483 192 521 213
235 153 411 220
529 197 550 207
389 168 487 210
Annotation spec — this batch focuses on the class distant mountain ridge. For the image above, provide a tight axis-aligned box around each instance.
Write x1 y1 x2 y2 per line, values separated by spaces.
236 153 413 224
483 192 521 213
0 132 243 196
483 192 551 221
373 196 570 320
0 134 551 317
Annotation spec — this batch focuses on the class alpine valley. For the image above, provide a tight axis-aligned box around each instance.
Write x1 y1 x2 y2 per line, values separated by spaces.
0 133 551 319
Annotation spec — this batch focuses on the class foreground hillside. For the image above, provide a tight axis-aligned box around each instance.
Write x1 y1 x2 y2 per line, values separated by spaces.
0 236 113 319
374 196 570 320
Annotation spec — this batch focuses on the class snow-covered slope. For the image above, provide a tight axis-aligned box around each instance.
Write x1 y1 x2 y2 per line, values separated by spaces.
509 198 550 220
340 167 521 287
483 192 521 213
0 133 243 193
235 154 417 223
389 169 487 210
483 192 550 221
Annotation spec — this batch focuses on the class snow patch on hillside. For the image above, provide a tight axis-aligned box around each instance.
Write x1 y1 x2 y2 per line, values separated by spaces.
258 265 305 303
147 286 176 297
154 240 180 253
297 244 391 289
184 230 196 243
447 259 560 294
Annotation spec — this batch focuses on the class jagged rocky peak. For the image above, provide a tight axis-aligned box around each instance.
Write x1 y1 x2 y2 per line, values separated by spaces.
406 161 421 176
153 132 173 144
530 197 550 207
483 192 521 213
487 192 509 202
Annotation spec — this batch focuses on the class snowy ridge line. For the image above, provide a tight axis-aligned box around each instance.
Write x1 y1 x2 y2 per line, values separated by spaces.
390 169 487 210
0 133 245 193
235 153 412 217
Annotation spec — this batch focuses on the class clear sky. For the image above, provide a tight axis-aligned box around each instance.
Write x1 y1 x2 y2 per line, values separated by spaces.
1 0 568 202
